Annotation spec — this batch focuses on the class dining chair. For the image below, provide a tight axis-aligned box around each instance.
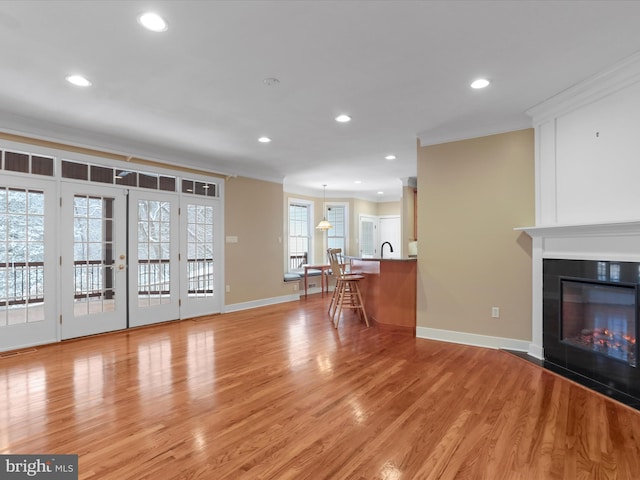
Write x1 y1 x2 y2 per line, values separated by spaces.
327 248 369 328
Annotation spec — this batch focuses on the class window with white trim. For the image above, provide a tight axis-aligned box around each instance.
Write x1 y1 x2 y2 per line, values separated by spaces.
288 200 312 270
326 203 347 255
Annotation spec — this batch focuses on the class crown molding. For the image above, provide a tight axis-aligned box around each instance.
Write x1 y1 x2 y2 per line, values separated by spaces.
527 50 640 125
418 119 532 147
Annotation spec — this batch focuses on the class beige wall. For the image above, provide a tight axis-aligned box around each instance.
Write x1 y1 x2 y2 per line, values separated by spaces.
417 129 534 341
225 176 296 305
283 193 386 261
402 186 416 249
376 201 401 216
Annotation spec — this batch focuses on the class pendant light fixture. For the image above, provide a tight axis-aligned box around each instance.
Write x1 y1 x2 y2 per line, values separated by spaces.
316 184 333 230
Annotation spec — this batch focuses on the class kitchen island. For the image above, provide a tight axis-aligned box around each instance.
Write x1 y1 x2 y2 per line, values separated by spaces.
348 257 417 335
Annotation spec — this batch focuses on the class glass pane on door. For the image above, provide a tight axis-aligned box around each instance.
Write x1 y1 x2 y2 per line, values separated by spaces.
73 195 116 316
0 187 45 326
137 199 172 307
360 217 375 257
186 203 214 298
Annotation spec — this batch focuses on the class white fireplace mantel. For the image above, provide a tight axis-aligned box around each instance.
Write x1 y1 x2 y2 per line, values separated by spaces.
516 220 640 238
516 220 640 263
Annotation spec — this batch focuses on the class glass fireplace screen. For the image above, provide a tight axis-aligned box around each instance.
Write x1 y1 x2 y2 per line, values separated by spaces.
561 279 638 367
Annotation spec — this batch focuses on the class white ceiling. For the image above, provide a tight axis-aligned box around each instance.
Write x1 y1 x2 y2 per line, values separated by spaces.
1 1 640 201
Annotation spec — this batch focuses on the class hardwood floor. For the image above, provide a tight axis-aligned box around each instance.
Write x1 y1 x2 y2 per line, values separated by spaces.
2 294 640 479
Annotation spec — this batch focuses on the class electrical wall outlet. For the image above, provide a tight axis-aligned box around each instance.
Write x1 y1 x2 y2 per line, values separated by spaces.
225 285 231 293
491 307 500 318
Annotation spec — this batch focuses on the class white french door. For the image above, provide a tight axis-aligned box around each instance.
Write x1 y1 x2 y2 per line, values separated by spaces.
62 187 215 336
128 190 180 327
60 183 127 339
180 197 222 318
0 176 57 350
0 141 225 352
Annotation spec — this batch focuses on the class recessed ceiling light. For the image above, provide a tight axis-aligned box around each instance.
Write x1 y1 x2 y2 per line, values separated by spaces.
335 114 351 123
471 78 490 89
66 75 92 87
354 180 362 184
377 191 384 195
138 12 168 32
385 155 396 161
258 136 271 143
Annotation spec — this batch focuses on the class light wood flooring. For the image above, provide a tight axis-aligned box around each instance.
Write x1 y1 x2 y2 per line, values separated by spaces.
2 294 640 479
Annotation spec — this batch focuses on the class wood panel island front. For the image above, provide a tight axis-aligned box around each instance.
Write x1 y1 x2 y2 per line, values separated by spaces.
348 257 417 335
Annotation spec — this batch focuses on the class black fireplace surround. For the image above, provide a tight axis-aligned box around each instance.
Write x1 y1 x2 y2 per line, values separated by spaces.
544 259 640 402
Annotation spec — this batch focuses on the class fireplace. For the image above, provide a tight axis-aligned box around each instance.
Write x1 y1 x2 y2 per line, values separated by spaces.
560 278 637 367
544 259 640 401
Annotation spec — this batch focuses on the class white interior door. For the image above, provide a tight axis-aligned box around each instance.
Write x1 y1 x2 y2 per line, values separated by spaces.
129 190 180 327
379 216 401 258
0 176 57 350
180 197 222 318
60 183 127 339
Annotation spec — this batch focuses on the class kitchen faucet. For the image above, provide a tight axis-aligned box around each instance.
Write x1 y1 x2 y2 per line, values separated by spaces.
380 241 394 258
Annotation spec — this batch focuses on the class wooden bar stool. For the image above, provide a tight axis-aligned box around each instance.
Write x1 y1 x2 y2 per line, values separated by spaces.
327 248 369 328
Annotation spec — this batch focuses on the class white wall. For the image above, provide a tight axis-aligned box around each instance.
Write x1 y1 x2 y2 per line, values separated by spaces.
529 52 640 226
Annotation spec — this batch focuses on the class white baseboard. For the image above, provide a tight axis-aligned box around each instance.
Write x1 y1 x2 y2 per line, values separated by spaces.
301 286 326 296
224 293 300 313
416 326 531 352
527 343 544 360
